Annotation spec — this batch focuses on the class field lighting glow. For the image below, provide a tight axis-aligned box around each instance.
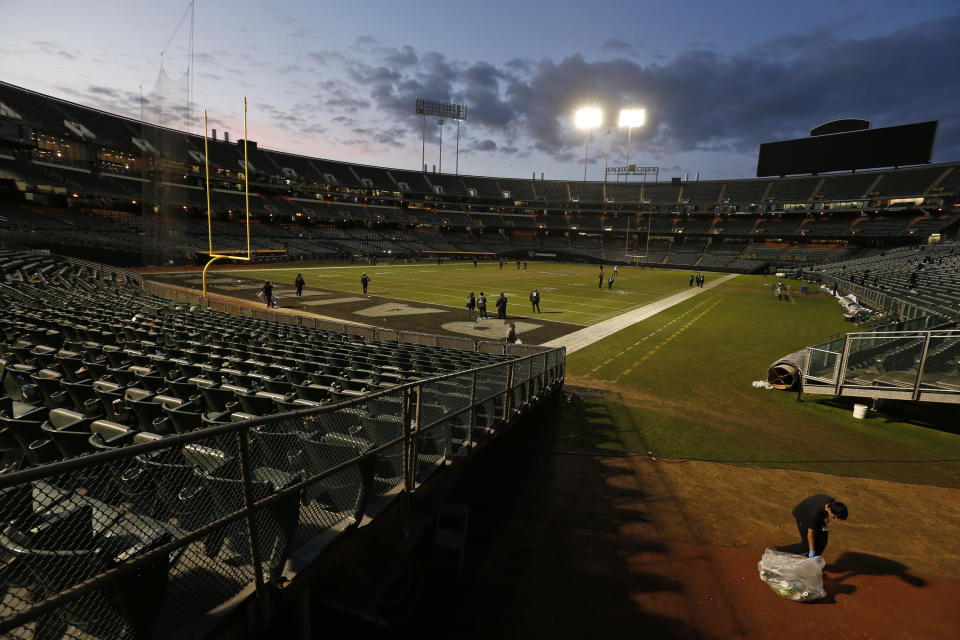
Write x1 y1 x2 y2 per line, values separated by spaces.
619 108 645 128
575 108 602 129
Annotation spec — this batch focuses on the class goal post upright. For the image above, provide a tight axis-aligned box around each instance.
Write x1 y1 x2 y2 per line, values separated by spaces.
202 97 253 300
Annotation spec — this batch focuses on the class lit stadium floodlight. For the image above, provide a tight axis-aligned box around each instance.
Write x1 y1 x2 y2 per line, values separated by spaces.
575 107 602 129
575 108 602 184
618 108 645 128
619 108 646 182
415 98 468 174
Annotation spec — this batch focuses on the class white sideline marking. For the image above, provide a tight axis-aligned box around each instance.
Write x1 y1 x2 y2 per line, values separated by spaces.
543 274 738 355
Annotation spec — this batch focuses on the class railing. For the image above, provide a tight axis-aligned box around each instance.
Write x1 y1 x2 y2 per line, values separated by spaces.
0 347 565 639
802 328 960 403
816 274 950 322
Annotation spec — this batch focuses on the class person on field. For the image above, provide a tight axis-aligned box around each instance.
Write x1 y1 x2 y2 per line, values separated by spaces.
258 280 275 308
466 291 476 321
477 292 488 319
294 273 305 297
598 273 604 288
530 288 541 313
690 274 695 287
793 494 848 557
496 292 507 320
608 275 614 289
361 272 370 294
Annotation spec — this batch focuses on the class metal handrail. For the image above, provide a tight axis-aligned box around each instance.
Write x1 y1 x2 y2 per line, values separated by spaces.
0 347 565 636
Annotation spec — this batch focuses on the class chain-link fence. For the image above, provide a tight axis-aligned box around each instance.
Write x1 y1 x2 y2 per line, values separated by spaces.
0 347 565 639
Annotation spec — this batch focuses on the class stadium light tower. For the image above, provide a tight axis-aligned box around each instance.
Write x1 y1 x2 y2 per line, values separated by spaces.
619 108 645 182
575 107 602 183
415 98 468 173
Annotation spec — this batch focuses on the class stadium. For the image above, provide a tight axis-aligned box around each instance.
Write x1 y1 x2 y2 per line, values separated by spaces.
2 5 960 639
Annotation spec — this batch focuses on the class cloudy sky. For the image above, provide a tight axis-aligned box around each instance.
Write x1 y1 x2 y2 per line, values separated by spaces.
1 0 958 181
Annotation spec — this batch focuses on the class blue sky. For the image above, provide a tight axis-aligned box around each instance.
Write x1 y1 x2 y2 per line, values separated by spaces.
1 0 958 180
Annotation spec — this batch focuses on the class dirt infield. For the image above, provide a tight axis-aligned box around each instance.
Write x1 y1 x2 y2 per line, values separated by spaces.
428 391 960 639
146 271 581 344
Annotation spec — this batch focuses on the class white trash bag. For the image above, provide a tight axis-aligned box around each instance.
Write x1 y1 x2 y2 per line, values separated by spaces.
758 548 827 602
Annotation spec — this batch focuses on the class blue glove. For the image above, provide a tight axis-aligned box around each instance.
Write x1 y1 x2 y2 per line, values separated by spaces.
808 551 816 558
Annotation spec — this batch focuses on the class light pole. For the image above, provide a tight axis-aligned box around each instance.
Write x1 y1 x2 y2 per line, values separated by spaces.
438 119 445 173
575 107 602 185
619 108 645 182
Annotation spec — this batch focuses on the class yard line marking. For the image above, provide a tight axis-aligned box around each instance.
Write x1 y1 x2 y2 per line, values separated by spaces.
587 298 712 374
547 274 737 355
613 299 722 381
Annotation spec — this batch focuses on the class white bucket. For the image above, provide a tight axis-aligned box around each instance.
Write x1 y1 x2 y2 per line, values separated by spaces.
852 404 868 419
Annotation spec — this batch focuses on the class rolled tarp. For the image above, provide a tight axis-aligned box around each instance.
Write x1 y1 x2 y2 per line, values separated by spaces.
766 348 810 390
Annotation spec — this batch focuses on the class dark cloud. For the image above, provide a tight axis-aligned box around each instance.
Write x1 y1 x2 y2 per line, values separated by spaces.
602 38 633 52
472 139 497 152
322 12 960 168
32 41 78 60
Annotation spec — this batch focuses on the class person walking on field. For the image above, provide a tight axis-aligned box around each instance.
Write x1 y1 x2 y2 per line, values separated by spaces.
466 291 476 321
690 274 695 287
477 292 488 319
258 280 275 308
294 273 305 297
361 272 370 294
530 288 541 313
496 292 507 320
608 275 614 289
793 494 848 557
614 265 619 277
598 273 603 288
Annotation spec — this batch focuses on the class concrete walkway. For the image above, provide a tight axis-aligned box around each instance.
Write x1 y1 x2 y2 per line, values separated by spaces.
542 273 738 354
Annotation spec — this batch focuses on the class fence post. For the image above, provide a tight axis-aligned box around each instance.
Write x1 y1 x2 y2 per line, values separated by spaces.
236 426 268 622
833 333 852 396
912 331 933 401
468 371 477 448
503 362 515 421
401 385 420 493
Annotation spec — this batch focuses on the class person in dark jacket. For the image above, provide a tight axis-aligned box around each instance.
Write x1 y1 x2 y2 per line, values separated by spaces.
530 288 541 313
259 281 274 308
793 494 848 557
294 273 305 296
466 292 476 321
496 292 507 320
361 272 370 294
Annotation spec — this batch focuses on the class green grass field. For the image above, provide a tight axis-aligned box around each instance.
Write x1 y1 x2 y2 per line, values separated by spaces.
224 261 960 487
235 261 699 325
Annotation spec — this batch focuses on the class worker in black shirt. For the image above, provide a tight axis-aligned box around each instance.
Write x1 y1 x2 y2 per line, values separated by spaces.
496 292 507 320
294 273 305 296
792 494 848 557
466 291 476 321
259 280 274 308
361 272 370 294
